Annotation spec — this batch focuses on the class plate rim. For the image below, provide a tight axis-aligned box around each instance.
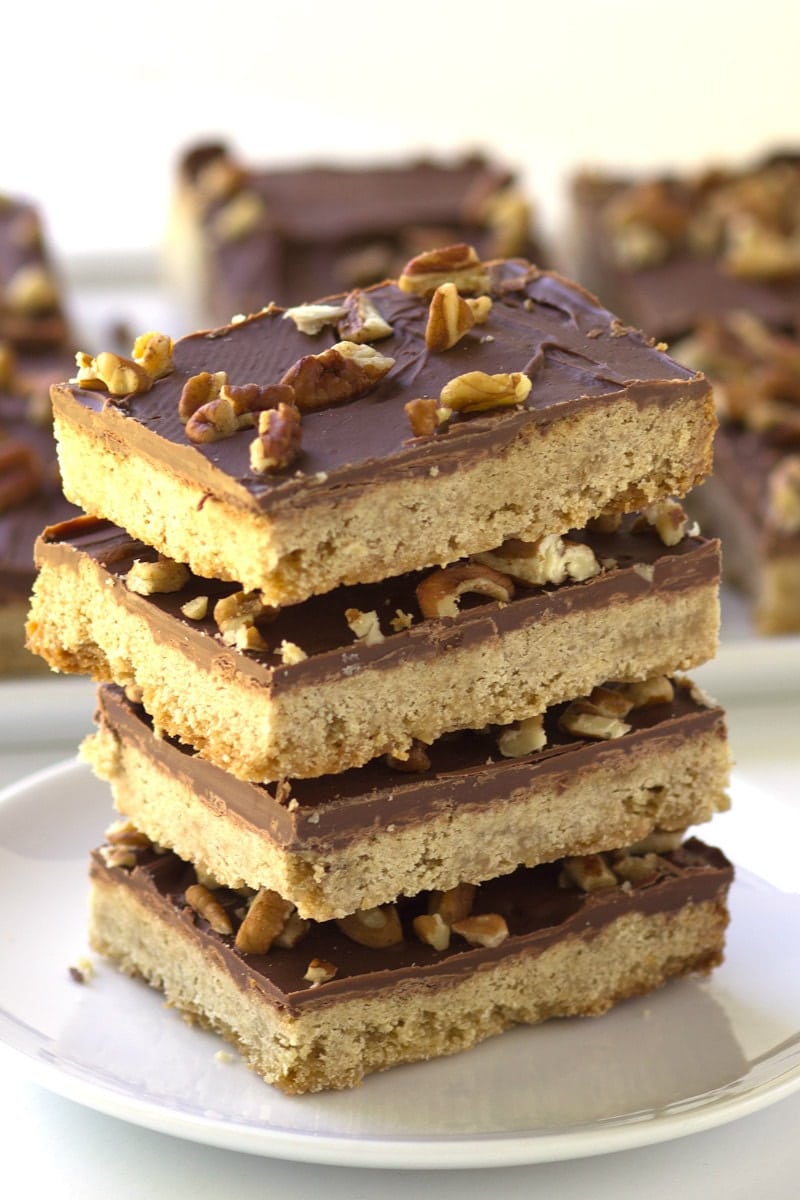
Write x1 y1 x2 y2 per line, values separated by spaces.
1 757 800 1169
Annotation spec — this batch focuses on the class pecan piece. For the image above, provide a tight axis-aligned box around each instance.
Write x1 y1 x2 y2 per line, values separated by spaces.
185 883 234 935
336 904 404 948
558 698 631 741
634 499 694 546
474 534 599 586
345 607 384 644
617 676 675 708
178 371 228 421
398 243 490 297
336 290 393 343
496 714 546 759
132 330 174 380
75 350 153 397
404 397 441 437
412 912 450 951
235 888 293 954
425 282 477 351
280 341 394 411
125 555 190 595
451 913 509 948
304 958 338 984
416 562 515 619
440 369 531 413
427 882 476 926
385 739 431 772
560 854 618 892
283 303 348 335
250 403 303 473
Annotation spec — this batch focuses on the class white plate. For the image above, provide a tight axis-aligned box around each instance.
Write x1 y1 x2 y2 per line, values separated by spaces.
0 761 799 1169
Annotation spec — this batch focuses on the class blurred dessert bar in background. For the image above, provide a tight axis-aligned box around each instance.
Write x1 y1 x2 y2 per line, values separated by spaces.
567 152 800 633
166 141 547 326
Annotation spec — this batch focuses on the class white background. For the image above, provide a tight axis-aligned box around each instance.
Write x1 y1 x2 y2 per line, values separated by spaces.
5 0 800 266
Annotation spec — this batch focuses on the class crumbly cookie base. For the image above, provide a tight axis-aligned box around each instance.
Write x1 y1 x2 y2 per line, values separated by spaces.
84 719 731 919
88 870 729 1094
54 391 715 605
28 551 720 780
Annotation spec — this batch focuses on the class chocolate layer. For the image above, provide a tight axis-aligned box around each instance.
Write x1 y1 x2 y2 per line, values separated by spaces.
90 837 733 1016
0 197 71 350
35 513 721 697
95 678 726 852
52 260 710 520
571 164 800 340
178 144 544 313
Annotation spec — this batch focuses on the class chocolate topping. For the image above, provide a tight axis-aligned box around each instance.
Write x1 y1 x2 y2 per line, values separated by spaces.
36 513 721 697
95 679 726 851
90 837 733 1015
180 144 544 313
52 261 709 520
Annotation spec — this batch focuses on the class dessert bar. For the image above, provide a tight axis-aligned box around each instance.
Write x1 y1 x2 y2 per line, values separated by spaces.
672 313 800 633
569 153 800 341
88 829 733 1094
51 255 716 606
0 194 71 351
29 512 721 781
168 141 544 323
1 346 79 673
84 677 731 919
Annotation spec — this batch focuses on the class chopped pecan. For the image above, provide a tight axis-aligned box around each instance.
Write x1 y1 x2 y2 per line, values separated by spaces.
278 639 307 665
0 438 42 511
280 341 394 411
558 698 631 741
496 714 546 758
213 588 272 646
412 912 450 951
427 882 476 926
451 913 509 948
180 594 209 621
425 282 477 351
404 397 441 437
416 562 515 619
283 303 348 335
634 499 693 546
234 888 293 954
132 330 175 380
626 828 686 854
586 684 634 719
178 371 228 421
440 369 531 413
336 904 404 948
125 555 190 595
275 911 312 949
336 290 393 343
249 402 302 473
398 243 490 297
474 534 599 586
560 853 618 892
345 607 384 645
185 395 238 442
304 958 338 984
184 883 234 935
618 675 675 708
610 852 668 884
75 350 153 397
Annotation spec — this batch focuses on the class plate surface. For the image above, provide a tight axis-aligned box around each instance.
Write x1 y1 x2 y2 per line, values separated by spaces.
0 760 799 1169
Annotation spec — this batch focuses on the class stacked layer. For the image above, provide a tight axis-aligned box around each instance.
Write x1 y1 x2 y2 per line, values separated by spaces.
0 193 77 673
28 248 732 1093
569 153 800 632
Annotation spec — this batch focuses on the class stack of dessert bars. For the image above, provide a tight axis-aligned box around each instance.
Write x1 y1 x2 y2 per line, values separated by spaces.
27 245 734 1094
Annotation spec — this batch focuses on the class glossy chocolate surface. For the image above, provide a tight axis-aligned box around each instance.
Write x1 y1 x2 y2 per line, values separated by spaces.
36 513 721 696
91 837 732 1015
95 679 726 851
52 260 710 517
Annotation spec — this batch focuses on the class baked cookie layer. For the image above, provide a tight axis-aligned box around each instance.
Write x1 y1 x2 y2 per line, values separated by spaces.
168 141 545 322
52 258 715 605
28 514 721 781
85 678 731 919
88 835 733 1094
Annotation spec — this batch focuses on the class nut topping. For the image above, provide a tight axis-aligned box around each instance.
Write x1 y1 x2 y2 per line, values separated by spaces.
474 534 600 587
427 882 476 926
184 883 234 935
249 403 303 473
336 290 394 343
412 912 450 951
496 714 546 759
75 350 152 397
283 303 348 335
125 555 190 596
336 904 404 948
178 371 228 421
440 369 531 413
404 397 441 437
560 854 619 892
634 499 693 546
213 588 273 646
132 330 175 380
235 888 294 954
385 739 431 773
280 340 394 411
180 595 210 621
618 675 675 708
416 562 515 619
345 607 384 645
425 282 478 351
558 697 631 741
451 913 509 948
398 243 490 297
304 958 338 984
